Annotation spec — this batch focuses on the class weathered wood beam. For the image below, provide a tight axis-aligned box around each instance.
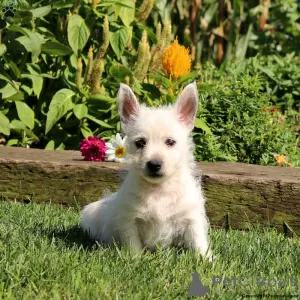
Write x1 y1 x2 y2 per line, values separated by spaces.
1 146 299 234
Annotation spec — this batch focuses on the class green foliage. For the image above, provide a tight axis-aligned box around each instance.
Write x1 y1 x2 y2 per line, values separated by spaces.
194 62 299 167
152 0 300 64
249 54 300 110
0 0 173 149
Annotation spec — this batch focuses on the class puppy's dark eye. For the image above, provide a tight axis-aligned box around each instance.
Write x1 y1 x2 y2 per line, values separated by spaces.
166 139 176 146
135 138 146 149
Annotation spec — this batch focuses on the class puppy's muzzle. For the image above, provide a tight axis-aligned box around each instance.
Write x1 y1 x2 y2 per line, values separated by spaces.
146 160 163 177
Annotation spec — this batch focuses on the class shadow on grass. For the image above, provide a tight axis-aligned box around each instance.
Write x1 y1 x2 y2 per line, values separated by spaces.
42 225 192 256
45 225 99 250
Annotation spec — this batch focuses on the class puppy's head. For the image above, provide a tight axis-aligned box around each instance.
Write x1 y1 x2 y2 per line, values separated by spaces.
118 83 198 184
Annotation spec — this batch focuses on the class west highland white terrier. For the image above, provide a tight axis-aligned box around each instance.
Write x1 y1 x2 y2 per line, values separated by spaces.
80 82 212 259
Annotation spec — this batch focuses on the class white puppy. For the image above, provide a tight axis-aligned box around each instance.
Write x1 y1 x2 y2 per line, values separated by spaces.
80 82 212 259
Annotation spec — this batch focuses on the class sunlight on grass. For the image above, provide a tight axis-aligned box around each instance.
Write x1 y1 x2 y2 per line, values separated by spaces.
0 201 299 299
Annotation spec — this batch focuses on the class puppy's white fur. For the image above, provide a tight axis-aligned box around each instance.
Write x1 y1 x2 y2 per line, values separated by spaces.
80 82 212 259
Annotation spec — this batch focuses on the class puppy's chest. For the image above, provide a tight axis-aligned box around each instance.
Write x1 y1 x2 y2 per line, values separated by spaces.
136 200 189 247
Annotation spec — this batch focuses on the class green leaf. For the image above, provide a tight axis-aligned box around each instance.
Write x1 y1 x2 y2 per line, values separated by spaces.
110 27 130 60
114 0 135 26
45 140 55 150
21 84 33 95
151 75 171 88
273 55 285 67
26 64 43 98
21 74 43 98
81 126 93 139
164 93 177 103
109 65 133 81
63 66 77 89
52 0 74 9
103 1 135 8
45 89 75 134
86 114 114 128
37 27 56 39
194 118 212 135
256 65 277 82
41 41 73 56
87 94 115 103
25 129 39 141
141 83 161 99
0 74 15 86
56 143 65 150
69 54 78 69
236 24 253 61
7 139 19 146
30 5 51 18
10 11 33 23
92 8 105 18
177 72 197 85
0 112 10 136
4 56 21 78
7 92 25 101
138 24 157 44
73 103 88 119
31 75 43 98
10 120 27 130
0 84 18 99
15 31 41 62
204 2 218 23
67 15 90 54
0 44 7 56
8 25 30 37
15 101 35 129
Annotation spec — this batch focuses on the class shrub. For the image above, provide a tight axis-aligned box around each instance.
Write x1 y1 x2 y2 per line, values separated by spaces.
0 0 180 149
249 54 300 110
194 62 299 167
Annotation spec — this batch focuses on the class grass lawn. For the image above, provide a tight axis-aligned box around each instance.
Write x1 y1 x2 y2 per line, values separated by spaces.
1 201 300 299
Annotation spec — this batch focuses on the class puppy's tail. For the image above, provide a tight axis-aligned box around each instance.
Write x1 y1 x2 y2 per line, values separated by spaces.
80 200 104 240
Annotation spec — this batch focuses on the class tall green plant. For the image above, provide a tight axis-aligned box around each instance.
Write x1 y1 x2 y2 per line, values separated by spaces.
0 0 196 149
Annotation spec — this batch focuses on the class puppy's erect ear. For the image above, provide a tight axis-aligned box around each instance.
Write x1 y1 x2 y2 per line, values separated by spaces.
175 82 198 130
118 83 140 124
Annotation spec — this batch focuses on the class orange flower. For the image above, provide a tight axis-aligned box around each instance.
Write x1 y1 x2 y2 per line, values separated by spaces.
274 154 288 165
162 38 191 79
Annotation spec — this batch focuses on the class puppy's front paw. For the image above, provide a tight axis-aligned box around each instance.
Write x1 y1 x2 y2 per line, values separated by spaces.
124 237 143 254
130 244 143 254
207 253 215 262
202 250 214 262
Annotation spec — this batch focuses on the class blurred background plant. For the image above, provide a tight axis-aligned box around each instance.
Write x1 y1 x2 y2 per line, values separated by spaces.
153 0 300 63
0 0 299 166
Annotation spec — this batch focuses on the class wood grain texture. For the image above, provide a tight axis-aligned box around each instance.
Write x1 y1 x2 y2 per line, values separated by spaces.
1 146 299 234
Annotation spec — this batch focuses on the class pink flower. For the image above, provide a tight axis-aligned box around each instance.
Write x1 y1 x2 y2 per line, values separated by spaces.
80 136 107 162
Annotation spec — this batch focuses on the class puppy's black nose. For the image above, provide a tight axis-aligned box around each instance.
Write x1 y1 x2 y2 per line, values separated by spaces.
147 160 163 173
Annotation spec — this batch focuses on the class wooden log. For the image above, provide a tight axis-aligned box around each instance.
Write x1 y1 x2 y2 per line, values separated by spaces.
0 146 299 234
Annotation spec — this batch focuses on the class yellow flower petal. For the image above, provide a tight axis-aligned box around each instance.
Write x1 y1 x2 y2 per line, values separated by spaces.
274 154 287 165
162 38 191 78
115 145 126 158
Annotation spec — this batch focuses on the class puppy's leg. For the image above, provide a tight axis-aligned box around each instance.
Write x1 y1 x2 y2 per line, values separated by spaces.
184 219 213 261
119 221 143 253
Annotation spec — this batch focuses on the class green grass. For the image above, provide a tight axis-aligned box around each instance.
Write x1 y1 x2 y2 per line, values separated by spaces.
0 201 300 300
